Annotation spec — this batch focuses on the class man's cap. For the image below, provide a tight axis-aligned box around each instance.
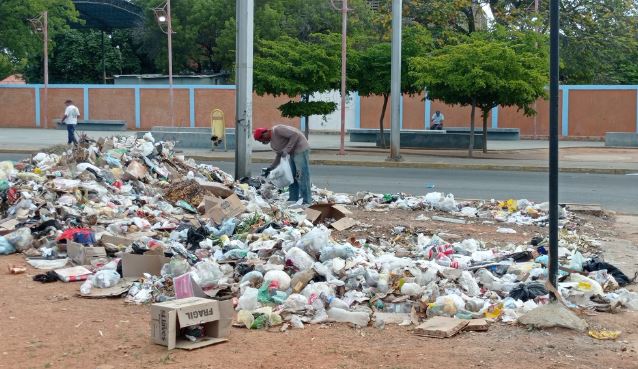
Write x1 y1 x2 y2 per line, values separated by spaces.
253 127 268 140
65 99 73 104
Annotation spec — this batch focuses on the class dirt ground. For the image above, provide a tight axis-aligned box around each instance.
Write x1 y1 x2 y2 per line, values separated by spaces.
1 208 638 369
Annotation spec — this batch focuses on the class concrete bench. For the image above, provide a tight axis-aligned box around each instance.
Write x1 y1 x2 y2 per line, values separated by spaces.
444 127 520 141
605 132 638 147
137 127 236 150
349 127 519 143
375 130 484 149
55 119 126 131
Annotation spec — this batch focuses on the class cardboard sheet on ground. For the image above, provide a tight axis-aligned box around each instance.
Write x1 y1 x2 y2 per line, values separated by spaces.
122 252 170 278
79 278 136 298
413 317 469 338
54 266 92 282
66 242 106 265
0 218 19 234
203 194 246 224
305 204 356 231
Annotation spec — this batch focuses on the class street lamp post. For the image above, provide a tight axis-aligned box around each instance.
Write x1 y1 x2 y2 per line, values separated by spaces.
388 0 402 161
330 0 351 155
30 12 48 129
154 1 175 127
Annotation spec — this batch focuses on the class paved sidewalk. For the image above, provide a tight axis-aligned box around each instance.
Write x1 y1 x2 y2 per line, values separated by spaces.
0 128 635 174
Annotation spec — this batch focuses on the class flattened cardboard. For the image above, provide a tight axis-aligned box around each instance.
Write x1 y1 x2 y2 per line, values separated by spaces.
204 194 246 224
464 319 489 332
67 242 106 265
125 160 147 179
0 218 19 234
196 180 234 198
54 266 92 282
414 317 469 338
151 297 232 350
331 217 357 231
79 278 135 298
122 253 170 278
100 234 134 248
305 204 356 230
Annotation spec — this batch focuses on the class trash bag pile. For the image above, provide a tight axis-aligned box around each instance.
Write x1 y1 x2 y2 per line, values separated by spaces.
0 135 636 333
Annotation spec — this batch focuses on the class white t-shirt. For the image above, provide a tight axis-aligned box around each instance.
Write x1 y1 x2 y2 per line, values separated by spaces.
431 113 444 124
64 105 80 125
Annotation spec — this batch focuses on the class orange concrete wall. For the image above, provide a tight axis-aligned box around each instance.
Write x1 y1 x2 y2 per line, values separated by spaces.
88 89 135 128
140 88 190 129
0 88 35 127
569 90 636 136
2 86 637 137
430 100 493 128
43 89 84 128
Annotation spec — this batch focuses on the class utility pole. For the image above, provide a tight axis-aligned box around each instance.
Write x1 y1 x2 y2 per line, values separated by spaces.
167 0 174 127
388 0 402 161
43 11 48 129
235 0 254 179
548 0 560 295
331 0 350 155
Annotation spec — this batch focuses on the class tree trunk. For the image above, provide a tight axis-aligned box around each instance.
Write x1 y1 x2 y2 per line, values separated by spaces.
303 94 309 139
482 109 489 153
469 98 476 158
379 94 389 149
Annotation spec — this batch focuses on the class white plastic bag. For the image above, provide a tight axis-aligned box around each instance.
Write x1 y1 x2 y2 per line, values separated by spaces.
268 156 294 189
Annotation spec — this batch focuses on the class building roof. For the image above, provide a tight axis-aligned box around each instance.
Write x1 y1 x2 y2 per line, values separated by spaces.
72 0 144 31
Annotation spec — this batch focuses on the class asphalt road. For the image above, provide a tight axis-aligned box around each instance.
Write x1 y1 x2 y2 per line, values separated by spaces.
3 153 637 214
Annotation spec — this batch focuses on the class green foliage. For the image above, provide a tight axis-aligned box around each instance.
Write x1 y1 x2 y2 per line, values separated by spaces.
254 35 341 119
278 101 338 119
0 0 78 76
410 36 547 116
23 29 140 83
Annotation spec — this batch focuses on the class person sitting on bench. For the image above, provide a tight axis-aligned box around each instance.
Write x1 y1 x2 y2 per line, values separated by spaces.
430 110 444 130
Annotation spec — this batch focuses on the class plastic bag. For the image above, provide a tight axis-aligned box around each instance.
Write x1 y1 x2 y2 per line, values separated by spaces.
283 294 308 311
327 308 370 327
295 226 330 257
166 258 190 278
264 270 291 290
0 236 16 255
194 260 223 288
400 282 422 297
4 228 33 252
267 156 294 189
509 282 548 301
583 259 632 287
285 247 315 271
319 244 355 262
93 270 121 288
289 314 304 329
237 287 260 311
459 271 481 297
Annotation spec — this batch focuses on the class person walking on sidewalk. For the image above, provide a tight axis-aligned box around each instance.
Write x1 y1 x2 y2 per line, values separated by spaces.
254 125 312 204
61 99 80 145
430 110 444 130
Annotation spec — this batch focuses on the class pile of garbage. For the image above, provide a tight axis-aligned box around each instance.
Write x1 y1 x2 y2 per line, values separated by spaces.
1 134 636 335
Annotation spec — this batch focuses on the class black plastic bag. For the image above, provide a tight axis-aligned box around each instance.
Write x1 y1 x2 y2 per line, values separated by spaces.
583 259 633 287
509 281 548 301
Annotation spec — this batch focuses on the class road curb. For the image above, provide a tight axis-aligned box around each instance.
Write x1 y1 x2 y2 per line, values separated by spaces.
1 149 632 175
184 154 633 175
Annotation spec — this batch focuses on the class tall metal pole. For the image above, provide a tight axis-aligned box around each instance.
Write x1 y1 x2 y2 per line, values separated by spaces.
548 0 560 295
388 0 402 160
235 0 254 179
43 11 48 129
167 0 174 127
101 31 106 84
338 0 348 155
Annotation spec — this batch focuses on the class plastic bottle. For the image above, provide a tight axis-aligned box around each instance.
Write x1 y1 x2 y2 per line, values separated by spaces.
80 278 93 295
320 293 350 310
327 308 370 327
291 269 316 293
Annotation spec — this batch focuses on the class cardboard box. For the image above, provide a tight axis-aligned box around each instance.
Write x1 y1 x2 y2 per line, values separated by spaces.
151 297 233 350
203 194 246 225
304 204 356 231
196 179 234 198
67 242 107 266
121 252 170 278
100 234 134 248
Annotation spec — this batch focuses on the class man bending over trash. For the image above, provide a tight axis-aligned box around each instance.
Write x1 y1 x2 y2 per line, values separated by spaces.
254 125 312 205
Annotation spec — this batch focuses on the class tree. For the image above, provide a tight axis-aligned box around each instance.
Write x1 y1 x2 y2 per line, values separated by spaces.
23 29 142 83
351 24 433 148
410 36 547 157
0 0 78 79
254 35 341 138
